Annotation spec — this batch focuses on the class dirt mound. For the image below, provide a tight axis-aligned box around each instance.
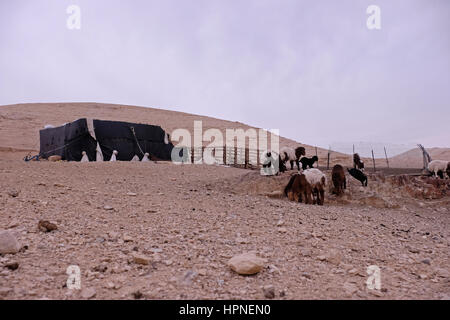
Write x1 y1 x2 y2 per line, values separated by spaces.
222 169 450 210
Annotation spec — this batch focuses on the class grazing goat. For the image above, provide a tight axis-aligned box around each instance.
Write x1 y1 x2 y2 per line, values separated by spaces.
353 153 365 171
262 150 280 170
279 147 296 170
294 147 306 170
279 146 306 171
303 168 327 205
279 157 287 172
279 147 295 170
299 156 318 170
261 150 285 173
428 160 450 178
332 164 346 196
347 168 368 186
284 173 312 204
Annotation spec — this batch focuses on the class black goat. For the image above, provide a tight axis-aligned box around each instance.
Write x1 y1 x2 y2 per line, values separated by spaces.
347 168 368 186
299 156 318 170
353 153 365 171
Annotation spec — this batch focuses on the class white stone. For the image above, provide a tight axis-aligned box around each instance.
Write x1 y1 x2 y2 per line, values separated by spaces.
228 253 266 275
0 230 21 254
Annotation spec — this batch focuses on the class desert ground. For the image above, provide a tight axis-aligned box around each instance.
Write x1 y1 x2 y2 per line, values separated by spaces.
0 103 449 300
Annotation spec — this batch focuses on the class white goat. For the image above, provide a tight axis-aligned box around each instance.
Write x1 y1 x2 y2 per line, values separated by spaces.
303 168 327 205
428 160 450 178
280 147 297 170
303 168 327 186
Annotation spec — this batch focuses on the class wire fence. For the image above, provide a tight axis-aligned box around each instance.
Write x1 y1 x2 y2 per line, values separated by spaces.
177 143 427 173
324 143 427 172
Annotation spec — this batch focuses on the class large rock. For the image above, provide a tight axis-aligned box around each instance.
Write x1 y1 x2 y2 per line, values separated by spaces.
132 253 150 265
38 220 57 232
266 191 284 199
80 287 96 299
48 155 62 162
0 230 21 254
360 196 389 209
228 253 266 275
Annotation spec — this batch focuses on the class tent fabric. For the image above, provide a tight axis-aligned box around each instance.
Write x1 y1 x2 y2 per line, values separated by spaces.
39 118 174 161
86 118 104 161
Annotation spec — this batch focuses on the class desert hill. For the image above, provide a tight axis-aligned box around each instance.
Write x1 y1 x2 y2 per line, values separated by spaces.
0 102 343 164
388 147 450 168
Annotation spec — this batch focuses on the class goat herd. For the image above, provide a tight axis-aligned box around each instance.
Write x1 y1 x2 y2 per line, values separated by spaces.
262 147 369 206
264 146 450 206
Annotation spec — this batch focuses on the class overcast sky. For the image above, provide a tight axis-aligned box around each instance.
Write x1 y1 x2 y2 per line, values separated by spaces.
1 0 449 155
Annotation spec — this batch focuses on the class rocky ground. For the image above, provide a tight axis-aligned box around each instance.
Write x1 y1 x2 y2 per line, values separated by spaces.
0 159 449 300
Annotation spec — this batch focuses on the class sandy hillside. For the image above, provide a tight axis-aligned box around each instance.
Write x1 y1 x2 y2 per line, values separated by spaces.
389 148 450 168
0 102 338 163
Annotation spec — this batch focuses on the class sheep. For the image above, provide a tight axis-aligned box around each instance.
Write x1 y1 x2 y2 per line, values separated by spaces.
279 147 296 170
284 173 312 204
428 160 450 179
303 168 327 205
279 146 306 170
353 153 365 171
347 168 368 186
261 150 285 173
299 156 318 170
261 150 276 168
331 164 346 196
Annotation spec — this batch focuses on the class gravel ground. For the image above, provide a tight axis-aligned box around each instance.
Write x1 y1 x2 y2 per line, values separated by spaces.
0 160 449 300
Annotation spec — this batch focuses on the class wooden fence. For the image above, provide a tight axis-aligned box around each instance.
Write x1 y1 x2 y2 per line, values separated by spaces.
186 146 262 169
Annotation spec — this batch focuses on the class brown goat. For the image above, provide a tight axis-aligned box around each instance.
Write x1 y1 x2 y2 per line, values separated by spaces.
311 176 326 205
331 164 346 196
353 153 365 170
284 173 313 204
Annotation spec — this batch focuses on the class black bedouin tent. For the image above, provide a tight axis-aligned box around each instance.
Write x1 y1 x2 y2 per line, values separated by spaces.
39 118 175 161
